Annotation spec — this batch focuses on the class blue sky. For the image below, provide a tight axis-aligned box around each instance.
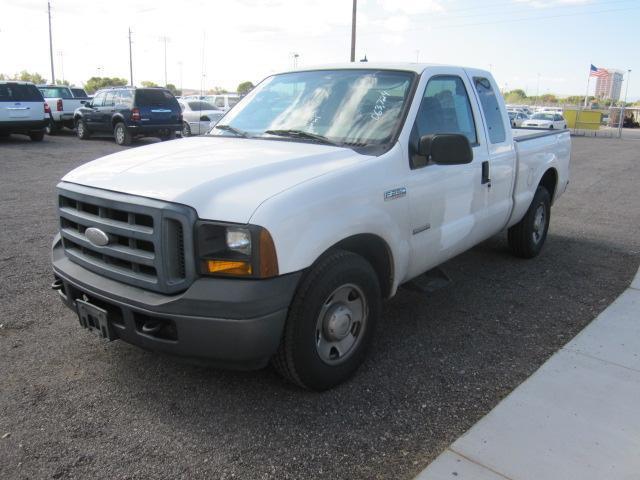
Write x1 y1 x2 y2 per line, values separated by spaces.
0 0 637 100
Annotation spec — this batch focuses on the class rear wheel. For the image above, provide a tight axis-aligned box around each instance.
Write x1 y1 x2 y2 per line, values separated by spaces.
114 122 132 146
29 130 45 142
272 250 380 391
508 186 551 258
45 119 59 135
160 130 176 141
182 122 191 137
76 119 91 140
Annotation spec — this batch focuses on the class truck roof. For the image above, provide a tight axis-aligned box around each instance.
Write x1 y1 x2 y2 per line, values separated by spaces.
278 62 492 76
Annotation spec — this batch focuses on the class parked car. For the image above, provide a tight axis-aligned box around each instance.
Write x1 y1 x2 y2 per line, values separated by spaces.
37 84 87 134
178 100 224 136
73 87 182 145
522 113 567 129
0 81 48 141
508 111 529 127
51 64 570 390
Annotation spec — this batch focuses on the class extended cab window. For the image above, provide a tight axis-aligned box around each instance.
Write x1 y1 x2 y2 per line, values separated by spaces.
415 75 477 144
473 77 506 144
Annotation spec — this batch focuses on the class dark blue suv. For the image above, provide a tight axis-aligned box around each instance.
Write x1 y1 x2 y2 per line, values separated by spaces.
73 87 182 145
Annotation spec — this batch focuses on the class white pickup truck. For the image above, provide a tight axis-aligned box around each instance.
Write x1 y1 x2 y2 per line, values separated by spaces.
51 64 570 390
37 85 88 134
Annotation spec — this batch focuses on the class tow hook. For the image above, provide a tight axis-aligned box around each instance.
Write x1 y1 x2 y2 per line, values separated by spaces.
141 320 163 335
51 279 64 291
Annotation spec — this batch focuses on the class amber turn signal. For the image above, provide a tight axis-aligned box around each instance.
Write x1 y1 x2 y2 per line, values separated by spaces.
206 259 252 275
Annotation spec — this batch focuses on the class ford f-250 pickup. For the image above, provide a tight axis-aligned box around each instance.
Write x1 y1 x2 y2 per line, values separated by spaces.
51 64 570 390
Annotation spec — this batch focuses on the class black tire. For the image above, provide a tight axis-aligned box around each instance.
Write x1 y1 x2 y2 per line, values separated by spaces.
29 130 45 142
182 122 191 137
508 186 551 258
114 122 132 146
45 119 59 135
160 130 176 141
76 119 91 140
272 250 381 391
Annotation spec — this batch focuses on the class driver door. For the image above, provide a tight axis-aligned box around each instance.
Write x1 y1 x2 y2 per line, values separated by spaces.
405 68 490 280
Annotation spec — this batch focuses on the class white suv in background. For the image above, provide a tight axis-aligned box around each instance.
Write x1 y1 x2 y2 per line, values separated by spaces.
0 81 48 141
207 93 240 112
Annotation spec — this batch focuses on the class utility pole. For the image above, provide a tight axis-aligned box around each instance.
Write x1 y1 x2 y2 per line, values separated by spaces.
128 28 134 86
292 53 300 69
48 1 55 84
350 0 357 62
160 36 170 86
58 51 64 84
618 69 632 138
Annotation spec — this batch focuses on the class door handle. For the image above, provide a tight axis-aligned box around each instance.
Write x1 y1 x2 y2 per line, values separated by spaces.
481 161 491 186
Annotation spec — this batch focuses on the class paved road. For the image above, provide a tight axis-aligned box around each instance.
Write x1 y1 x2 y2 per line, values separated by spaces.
1 132 639 480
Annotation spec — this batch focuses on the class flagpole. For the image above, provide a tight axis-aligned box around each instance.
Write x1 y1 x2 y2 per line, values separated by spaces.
583 66 591 108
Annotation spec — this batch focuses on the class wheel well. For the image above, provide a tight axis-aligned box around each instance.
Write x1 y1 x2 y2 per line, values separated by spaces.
539 168 558 203
331 234 394 299
112 116 125 128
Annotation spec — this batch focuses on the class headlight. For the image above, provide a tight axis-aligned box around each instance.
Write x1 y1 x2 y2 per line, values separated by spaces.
195 221 278 278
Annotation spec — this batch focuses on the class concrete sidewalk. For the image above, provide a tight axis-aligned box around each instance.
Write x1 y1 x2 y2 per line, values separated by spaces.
416 266 640 480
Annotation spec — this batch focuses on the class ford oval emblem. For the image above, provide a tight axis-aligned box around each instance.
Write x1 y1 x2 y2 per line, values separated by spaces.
85 227 110 247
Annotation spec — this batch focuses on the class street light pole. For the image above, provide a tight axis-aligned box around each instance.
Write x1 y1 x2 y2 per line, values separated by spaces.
48 1 55 84
617 69 631 138
58 51 64 84
128 28 134 86
350 0 357 62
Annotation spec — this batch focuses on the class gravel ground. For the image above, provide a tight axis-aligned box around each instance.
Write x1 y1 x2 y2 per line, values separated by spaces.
1 131 639 480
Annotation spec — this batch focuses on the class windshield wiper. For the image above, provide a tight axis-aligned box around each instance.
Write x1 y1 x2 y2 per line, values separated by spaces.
264 129 341 147
214 124 250 138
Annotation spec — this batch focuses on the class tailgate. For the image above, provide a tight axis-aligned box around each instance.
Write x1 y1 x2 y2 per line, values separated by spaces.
134 89 180 125
0 84 44 122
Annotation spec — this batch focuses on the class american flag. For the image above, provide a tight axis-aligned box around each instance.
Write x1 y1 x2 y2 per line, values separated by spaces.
590 64 608 78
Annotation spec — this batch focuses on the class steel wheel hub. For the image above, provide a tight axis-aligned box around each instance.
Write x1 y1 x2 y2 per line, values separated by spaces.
532 204 545 243
315 284 367 365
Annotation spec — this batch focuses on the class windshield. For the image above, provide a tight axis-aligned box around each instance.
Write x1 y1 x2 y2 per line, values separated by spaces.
532 113 555 121
209 69 415 148
39 86 73 99
188 101 216 110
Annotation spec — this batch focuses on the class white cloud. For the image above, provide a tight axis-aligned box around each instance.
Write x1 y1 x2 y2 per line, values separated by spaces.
514 0 592 8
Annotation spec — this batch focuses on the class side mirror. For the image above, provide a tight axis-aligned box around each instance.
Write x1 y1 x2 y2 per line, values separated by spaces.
418 133 473 166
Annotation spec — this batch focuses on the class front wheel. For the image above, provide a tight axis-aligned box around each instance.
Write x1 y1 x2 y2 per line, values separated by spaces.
29 130 45 142
182 122 191 137
76 119 91 140
114 122 132 146
508 186 551 258
272 250 380 390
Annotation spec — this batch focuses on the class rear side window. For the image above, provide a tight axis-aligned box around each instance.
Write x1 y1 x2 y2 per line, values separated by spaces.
0 84 44 101
214 97 225 108
115 90 133 106
38 86 73 99
134 89 178 108
414 75 477 144
473 77 506 144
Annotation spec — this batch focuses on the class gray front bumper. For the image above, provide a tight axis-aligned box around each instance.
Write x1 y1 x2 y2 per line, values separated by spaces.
52 235 301 369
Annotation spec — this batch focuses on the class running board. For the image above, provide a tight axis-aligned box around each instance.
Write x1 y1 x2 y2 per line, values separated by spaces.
401 267 452 294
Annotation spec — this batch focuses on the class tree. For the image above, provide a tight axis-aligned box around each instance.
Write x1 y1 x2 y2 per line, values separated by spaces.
84 76 128 94
504 88 527 105
141 80 159 87
540 93 558 104
237 81 255 95
207 86 228 94
165 83 181 96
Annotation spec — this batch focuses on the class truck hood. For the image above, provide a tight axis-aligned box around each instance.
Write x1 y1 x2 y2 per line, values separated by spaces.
62 136 370 223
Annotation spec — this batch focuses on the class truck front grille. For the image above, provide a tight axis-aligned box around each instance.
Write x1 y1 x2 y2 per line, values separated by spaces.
57 183 196 294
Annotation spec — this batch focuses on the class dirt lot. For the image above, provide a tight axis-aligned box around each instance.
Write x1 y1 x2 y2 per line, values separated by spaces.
1 131 639 479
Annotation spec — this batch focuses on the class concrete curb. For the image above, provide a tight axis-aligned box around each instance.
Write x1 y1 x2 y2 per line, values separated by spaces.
415 265 640 480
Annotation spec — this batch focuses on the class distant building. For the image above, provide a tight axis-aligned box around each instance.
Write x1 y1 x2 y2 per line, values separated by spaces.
594 69 624 101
